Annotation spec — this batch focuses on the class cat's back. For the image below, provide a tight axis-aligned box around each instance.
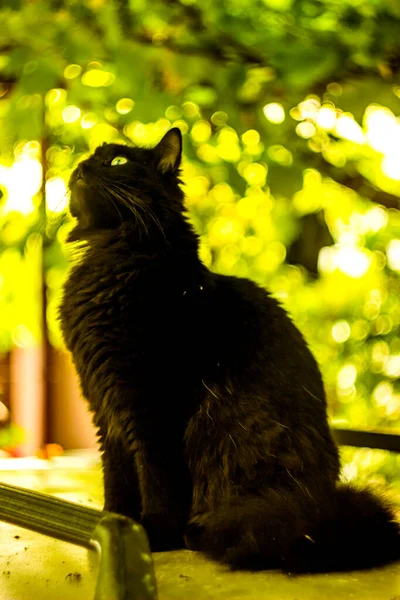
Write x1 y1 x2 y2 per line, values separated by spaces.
203 271 327 413
207 271 312 360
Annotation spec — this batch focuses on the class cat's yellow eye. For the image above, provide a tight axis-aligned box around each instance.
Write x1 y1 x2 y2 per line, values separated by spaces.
111 156 128 166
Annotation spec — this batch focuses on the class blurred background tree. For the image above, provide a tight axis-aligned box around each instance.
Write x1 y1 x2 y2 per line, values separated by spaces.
0 0 399 461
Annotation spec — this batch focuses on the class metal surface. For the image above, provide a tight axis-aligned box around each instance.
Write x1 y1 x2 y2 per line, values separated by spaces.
92 514 157 600
0 481 158 600
333 428 400 453
0 481 101 547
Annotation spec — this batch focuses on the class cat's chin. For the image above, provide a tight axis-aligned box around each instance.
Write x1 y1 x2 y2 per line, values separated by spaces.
69 194 81 218
69 179 89 217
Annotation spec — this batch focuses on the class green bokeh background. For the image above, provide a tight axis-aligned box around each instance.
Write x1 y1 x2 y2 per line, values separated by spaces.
0 0 399 462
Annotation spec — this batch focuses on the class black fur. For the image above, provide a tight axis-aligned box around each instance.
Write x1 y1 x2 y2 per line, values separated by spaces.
59 128 400 571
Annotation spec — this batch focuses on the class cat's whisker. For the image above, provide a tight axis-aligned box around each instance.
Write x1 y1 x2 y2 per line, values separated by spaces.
236 421 249 432
29 190 70 249
201 378 220 400
111 183 166 246
145 207 168 246
102 187 124 225
107 183 148 241
202 493 211 507
285 468 313 499
131 200 167 246
271 420 290 430
47 190 70 215
106 185 143 240
302 385 323 403
228 434 237 450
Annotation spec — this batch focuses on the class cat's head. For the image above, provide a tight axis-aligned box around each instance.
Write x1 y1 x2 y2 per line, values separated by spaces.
68 128 186 244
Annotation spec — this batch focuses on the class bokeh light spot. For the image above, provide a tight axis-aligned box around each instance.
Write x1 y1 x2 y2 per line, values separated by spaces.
387 239 400 272
82 69 115 87
116 98 135 115
263 103 285 124
64 64 82 79
332 321 351 343
62 106 81 123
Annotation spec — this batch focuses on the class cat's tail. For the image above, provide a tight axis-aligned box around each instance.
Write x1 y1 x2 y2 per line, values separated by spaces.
286 485 400 572
184 485 400 573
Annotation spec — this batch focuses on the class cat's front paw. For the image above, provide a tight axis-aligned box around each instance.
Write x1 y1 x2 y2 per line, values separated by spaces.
141 513 186 552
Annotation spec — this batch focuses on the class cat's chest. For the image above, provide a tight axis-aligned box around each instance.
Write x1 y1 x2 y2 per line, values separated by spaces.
61 261 198 353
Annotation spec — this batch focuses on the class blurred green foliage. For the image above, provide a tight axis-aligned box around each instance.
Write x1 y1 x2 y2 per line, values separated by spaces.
0 0 399 433
340 446 400 496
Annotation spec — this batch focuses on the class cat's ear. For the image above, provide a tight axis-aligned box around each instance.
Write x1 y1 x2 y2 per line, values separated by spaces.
154 128 182 174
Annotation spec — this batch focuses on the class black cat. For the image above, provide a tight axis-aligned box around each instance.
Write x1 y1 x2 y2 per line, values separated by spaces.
60 128 400 572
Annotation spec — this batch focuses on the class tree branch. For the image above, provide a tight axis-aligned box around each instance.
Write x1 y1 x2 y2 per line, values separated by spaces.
336 174 400 210
133 32 228 63
313 156 400 209
161 0 266 64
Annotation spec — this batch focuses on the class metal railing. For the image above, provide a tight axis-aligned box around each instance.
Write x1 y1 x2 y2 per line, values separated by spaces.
0 481 158 600
333 428 400 453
